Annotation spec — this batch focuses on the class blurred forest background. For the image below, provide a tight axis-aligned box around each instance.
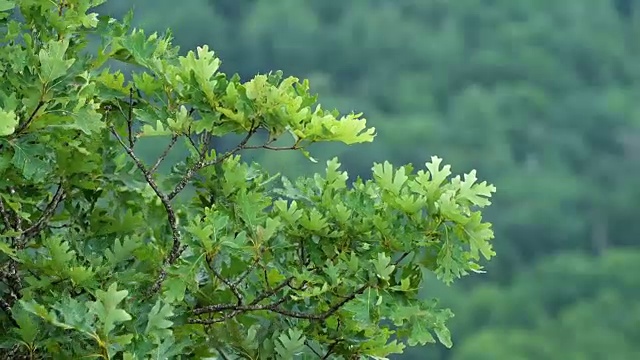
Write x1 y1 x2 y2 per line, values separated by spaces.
96 0 640 359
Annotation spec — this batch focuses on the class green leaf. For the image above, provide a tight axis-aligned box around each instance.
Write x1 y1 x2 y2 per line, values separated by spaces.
145 300 174 342
43 237 76 272
0 108 18 136
179 45 220 86
274 328 306 359
11 307 40 344
411 156 452 198
452 169 497 207
19 300 65 328
10 142 51 181
163 275 187 303
0 239 16 258
51 297 96 335
118 29 161 67
0 0 16 13
104 236 142 266
38 39 75 84
434 325 453 348
373 253 395 281
139 120 173 137
66 266 95 287
89 283 132 336
462 211 496 260
150 337 189 360
70 100 105 135
372 161 408 195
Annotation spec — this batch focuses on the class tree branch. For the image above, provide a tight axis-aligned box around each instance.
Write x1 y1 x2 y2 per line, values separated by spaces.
189 282 369 325
109 126 183 295
149 134 178 174
168 125 258 200
126 87 135 148
207 262 243 304
14 100 44 136
8 187 22 234
18 182 65 247
321 340 340 360
0 197 11 231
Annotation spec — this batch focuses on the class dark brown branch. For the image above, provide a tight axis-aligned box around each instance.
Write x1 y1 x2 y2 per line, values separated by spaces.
243 144 299 151
305 341 323 359
8 188 22 233
0 192 24 301
166 142 209 201
0 296 18 327
110 127 171 211
0 263 21 307
189 309 242 325
184 125 203 155
150 134 179 174
127 87 135 148
0 296 13 315
214 348 230 360
168 124 258 200
109 126 183 295
14 100 44 136
0 197 12 231
18 183 66 247
232 257 261 287
189 280 369 326
207 263 243 304
249 276 295 305
393 252 411 266
321 340 340 360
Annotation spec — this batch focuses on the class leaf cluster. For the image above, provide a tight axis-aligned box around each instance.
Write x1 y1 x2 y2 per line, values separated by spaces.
0 0 496 358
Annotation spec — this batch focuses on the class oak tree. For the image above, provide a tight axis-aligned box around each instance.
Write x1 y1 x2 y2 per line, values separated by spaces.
0 0 496 358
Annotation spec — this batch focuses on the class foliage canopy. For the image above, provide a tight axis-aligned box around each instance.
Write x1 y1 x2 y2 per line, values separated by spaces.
0 0 496 358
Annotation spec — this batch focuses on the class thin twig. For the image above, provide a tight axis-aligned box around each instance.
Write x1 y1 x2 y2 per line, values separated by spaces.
127 87 135 148
150 134 179 174
14 100 44 136
214 348 230 360
321 341 340 360
168 125 258 200
0 197 12 231
207 263 243 304
305 341 323 358
109 126 183 295
243 144 299 151
189 279 368 325
0 263 22 305
8 188 22 233
232 257 261 287
0 296 17 327
110 127 170 209
18 182 66 247
249 276 295 305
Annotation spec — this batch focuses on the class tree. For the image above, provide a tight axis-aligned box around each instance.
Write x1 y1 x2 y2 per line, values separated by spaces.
445 250 640 360
0 0 497 358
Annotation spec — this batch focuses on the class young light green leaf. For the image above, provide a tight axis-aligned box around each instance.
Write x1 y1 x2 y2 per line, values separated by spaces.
452 170 497 207
373 253 395 281
372 161 407 195
0 0 16 13
70 100 105 135
0 108 18 136
38 39 75 84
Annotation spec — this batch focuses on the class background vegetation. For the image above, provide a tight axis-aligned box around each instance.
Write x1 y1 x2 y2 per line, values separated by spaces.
96 0 640 358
